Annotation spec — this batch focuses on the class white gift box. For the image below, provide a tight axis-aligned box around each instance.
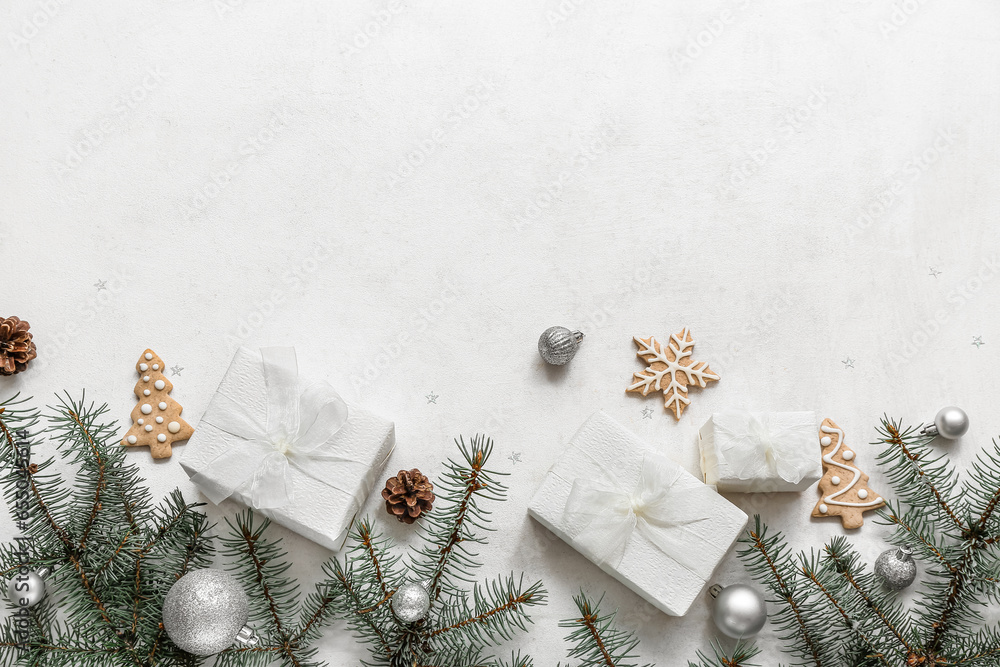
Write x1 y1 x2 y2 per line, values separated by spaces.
528 411 747 616
698 411 821 493
181 347 394 551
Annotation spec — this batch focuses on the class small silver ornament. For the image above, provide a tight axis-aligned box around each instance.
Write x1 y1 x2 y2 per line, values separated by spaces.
708 583 767 639
920 406 969 440
391 581 430 624
874 546 917 591
6 566 51 608
162 569 257 656
538 326 584 365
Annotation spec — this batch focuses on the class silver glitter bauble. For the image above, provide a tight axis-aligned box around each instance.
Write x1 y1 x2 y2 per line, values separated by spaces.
162 569 249 656
924 406 970 440
538 326 584 365
874 546 917 591
709 584 767 639
6 567 49 608
391 581 430 624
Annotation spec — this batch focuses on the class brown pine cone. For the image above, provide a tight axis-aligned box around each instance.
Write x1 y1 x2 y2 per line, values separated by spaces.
382 469 434 524
0 317 37 376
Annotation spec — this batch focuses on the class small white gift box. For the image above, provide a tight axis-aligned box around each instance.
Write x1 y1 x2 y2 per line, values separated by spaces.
181 347 394 551
698 411 821 493
528 411 747 616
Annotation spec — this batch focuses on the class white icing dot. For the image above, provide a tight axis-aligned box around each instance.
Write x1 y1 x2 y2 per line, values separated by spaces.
144 353 153 360
857 489 868 499
154 380 165 390
127 435 137 444
143 376 150 382
820 436 832 446
139 363 148 372
143 390 151 396
819 504 828 514
168 421 181 433
831 476 841 485
158 402 167 410
152 364 159 370
144 425 153 432
157 434 167 443
155 416 163 424
138 419 144 425
842 450 855 461
141 404 152 415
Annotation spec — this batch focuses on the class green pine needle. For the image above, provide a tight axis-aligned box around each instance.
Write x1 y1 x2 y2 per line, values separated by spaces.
733 415 1000 667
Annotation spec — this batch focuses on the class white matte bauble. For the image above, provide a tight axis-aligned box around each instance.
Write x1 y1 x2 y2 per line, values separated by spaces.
6 568 48 608
709 583 767 639
931 406 970 439
162 569 249 656
391 581 431 623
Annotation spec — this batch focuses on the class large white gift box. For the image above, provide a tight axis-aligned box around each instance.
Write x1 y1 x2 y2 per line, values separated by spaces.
698 411 821 493
181 347 394 551
528 411 747 616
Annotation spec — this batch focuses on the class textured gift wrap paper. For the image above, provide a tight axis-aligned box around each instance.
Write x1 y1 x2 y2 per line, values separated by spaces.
698 412 821 493
180 347 395 551
528 411 748 616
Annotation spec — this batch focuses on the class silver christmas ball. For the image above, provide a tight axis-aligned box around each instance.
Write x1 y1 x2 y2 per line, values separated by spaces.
933 406 969 440
538 326 584 365
162 569 249 656
6 568 47 608
391 581 430 624
709 584 767 639
874 546 917 591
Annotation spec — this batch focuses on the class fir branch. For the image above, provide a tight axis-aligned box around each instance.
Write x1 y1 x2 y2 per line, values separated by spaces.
819 538 912 661
429 574 545 645
66 407 107 551
358 520 392 599
558 592 651 667
739 517 835 667
410 435 503 602
221 510 306 666
327 560 395 663
744 416 1000 667
0 402 73 551
323 436 545 667
686 641 761 667
874 418 965 533
0 394 219 667
799 553 890 667
878 502 957 574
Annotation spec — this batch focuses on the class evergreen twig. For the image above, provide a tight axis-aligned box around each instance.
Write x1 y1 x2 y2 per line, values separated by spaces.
717 416 1000 667
323 435 546 667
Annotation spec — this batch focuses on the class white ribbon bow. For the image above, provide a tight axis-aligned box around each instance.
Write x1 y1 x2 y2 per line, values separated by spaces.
717 413 813 485
191 347 359 510
563 452 717 574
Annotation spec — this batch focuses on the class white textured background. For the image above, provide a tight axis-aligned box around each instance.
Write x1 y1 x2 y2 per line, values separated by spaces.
2 0 1000 663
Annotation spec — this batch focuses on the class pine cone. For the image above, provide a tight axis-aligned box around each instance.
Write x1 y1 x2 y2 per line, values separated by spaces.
0 317 37 376
382 469 434 524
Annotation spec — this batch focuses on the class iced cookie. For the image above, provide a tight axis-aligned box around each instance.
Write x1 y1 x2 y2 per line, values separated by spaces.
626 329 720 420
811 418 884 529
121 349 194 459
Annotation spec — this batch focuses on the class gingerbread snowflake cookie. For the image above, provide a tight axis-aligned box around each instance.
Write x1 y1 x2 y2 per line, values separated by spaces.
121 349 193 459
626 329 720 420
811 418 884 529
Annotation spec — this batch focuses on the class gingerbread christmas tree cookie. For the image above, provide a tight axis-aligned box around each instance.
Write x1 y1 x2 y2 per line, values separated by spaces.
121 349 193 459
811 418 884 529
626 329 720 420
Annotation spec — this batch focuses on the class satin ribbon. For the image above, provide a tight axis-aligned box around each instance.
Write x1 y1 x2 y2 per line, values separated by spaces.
191 347 358 510
563 451 717 574
717 414 814 485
